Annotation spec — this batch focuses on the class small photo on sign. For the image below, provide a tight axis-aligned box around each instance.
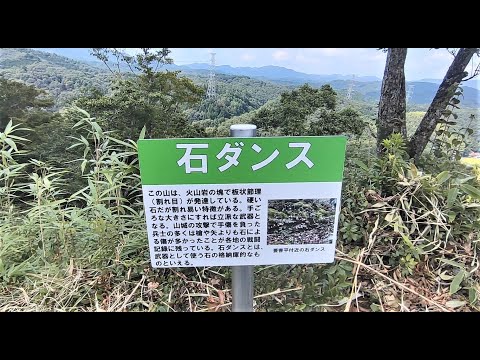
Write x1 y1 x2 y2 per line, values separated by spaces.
267 198 336 246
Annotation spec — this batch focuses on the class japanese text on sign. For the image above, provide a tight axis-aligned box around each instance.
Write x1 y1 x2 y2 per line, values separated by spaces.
176 142 313 173
138 136 346 268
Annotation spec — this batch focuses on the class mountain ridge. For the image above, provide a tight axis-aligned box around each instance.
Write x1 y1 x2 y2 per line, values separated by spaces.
30 48 480 90
1 48 479 108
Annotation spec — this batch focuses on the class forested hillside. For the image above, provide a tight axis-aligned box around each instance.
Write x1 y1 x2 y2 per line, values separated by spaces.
0 48 290 120
3 48 478 116
1 47 478 152
0 48 112 106
1 47 480 312
185 73 290 121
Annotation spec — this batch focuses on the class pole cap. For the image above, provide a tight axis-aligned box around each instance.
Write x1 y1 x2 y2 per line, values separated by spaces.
230 124 257 131
229 124 257 137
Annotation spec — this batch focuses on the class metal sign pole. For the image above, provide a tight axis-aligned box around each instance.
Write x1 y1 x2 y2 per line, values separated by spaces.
230 124 256 312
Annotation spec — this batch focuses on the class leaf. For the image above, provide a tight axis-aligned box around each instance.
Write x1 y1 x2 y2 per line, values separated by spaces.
401 233 414 249
439 272 454 281
91 122 103 136
81 160 87 174
465 203 480 208
8 134 30 142
436 171 451 185
79 135 89 147
468 288 477 304
4 138 18 151
73 119 84 128
439 258 465 269
447 187 459 207
409 163 418 177
370 202 387 208
385 211 395 222
445 300 466 309
295 303 307 311
67 142 83 150
106 137 134 149
447 212 457 223
450 98 460 105
452 176 475 185
449 270 465 295
138 126 146 141
460 184 480 200
43 177 51 190
88 178 97 199
3 120 13 135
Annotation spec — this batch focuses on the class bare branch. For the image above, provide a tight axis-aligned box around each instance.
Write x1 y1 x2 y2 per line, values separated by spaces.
90 48 115 75
462 62 480 82
447 48 458 57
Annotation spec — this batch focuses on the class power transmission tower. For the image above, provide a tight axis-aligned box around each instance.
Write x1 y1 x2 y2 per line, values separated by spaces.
406 84 415 104
206 52 216 99
346 74 355 102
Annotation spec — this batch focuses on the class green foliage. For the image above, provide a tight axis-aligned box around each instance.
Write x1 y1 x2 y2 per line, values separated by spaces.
91 48 172 77
308 107 366 137
0 78 53 131
0 48 112 106
254 260 354 311
186 74 289 121
341 134 480 281
0 78 86 193
76 70 205 140
1 48 480 311
250 84 365 137
0 109 146 282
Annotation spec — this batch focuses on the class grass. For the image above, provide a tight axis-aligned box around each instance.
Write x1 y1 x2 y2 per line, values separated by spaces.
1 112 480 312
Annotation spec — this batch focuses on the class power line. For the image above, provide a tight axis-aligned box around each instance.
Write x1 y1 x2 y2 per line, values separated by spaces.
346 74 355 102
206 52 216 99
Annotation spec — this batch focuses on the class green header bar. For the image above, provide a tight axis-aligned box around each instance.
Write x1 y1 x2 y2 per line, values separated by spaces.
138 136 346 185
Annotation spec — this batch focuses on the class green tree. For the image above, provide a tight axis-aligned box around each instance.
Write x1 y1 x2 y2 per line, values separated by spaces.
409 48 479 159
0 78 84 191
0 78 53 131
251 83 364 137
78 48 206 140
376 48 407 155
376 48 480 159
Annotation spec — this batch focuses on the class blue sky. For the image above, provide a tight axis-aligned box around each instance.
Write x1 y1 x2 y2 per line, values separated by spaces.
37 48 477 81
169 48 467 81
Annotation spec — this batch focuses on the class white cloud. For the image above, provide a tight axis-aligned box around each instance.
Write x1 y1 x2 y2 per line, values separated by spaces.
241 53 255 61
312 48 347 56
295 53 319 64
428 49 454 60
366 51 387 62
272 50 289 61
172 48 460 80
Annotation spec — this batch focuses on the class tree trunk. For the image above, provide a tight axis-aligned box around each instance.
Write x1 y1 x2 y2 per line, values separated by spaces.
377 48 408 155
408 48 478 159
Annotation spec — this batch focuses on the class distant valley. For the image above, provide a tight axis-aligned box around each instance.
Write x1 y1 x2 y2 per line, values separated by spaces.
2 48 479 109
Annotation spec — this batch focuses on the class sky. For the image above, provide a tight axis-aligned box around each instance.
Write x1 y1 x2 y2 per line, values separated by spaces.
169 48 469 81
